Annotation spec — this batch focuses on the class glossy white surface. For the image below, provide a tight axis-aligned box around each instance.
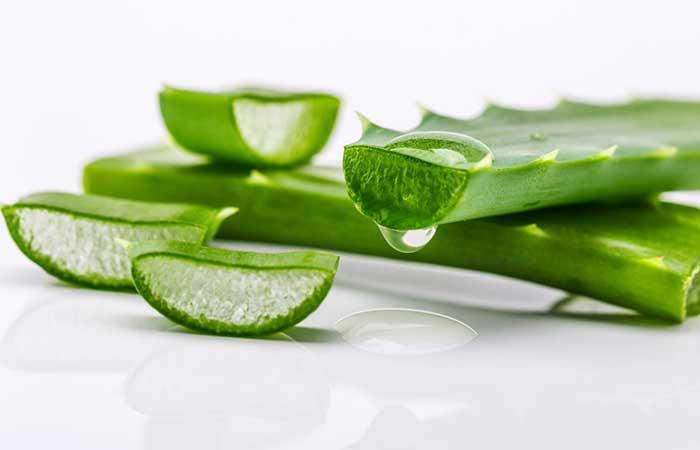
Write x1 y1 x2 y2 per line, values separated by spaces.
4 0 700 446
3 233 700 449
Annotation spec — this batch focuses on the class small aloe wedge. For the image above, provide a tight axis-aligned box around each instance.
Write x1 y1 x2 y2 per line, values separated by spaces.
127 240 339 336
84 146 700 321
160 86 340 167
344 99 700 231
2 192 236 289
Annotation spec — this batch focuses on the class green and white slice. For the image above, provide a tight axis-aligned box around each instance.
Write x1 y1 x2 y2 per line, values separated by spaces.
160 86 340 167
127 241 339 336
2 192 236 289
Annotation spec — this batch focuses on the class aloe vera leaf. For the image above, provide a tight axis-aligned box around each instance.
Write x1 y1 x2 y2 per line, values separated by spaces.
83 146 700 322
127 240 338 336
160 86 340 167
1 192 236 289
344 99 700 230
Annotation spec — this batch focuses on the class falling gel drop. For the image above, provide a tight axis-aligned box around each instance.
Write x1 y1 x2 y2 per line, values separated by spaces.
378 225 437 253
334 308 477 356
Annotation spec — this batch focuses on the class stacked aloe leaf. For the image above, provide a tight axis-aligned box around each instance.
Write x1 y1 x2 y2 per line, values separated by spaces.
6 86 700 330
86 94 700 323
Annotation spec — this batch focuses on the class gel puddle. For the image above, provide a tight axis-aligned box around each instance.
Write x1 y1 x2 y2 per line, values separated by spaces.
334 308 477 355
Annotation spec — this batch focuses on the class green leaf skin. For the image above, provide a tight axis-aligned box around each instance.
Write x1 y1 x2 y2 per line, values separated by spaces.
2 192 236 289
84 146 700 322
160 86 340 167
128 240 339 336
344 99 700 229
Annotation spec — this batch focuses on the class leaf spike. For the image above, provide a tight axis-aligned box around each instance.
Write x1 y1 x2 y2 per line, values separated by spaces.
536 148 560 163
589 145 618 161
553 96 569 110
519 223 547 237
480 98 496 114
482 100 524 117
555 97 595 110
416 102 436 120
355 111 376 134
248 169 271 185
217 207 239 221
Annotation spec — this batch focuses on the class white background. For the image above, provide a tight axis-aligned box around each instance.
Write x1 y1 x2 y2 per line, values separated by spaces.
2 1 700 448
2 0 700 196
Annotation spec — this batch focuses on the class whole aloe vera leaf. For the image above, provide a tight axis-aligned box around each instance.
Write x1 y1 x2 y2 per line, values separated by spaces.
160 86 340 167
83 146 700 322
344 99 700 230
127 240 338 336
1 192 236 289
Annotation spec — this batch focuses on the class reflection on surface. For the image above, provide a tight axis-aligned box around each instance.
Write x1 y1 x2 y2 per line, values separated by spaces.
344 406 421 449
126 334 329 421
0 295 172 372
142 416 307 450
334 308 477 355
128 333 330 449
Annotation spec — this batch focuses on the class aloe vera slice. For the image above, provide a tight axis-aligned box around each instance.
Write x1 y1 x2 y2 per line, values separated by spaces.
84 146 700 322
127 240 338 336
160 86 340 167
1 192 235 289
344 99 700 231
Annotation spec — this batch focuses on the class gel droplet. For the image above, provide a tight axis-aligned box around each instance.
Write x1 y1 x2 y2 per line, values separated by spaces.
334 308 477 356
378 225 437 253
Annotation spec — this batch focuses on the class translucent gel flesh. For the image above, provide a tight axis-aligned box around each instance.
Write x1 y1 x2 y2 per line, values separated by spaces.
15 209 202 282
137 256 327 326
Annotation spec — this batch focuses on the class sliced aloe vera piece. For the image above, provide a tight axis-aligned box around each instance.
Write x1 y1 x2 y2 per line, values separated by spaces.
84 146 700 322
344 99 700 230
127 240 338 336
2 192 235 289
160 86 340 167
